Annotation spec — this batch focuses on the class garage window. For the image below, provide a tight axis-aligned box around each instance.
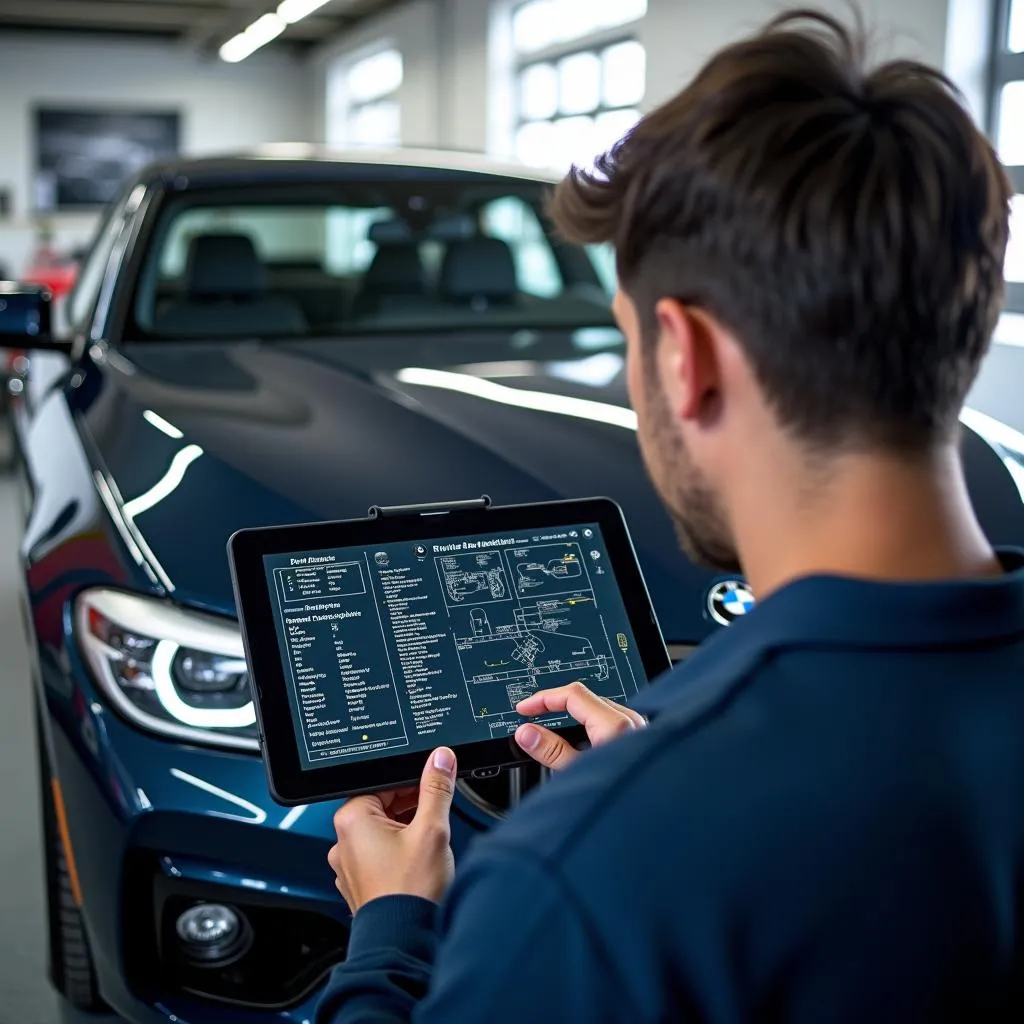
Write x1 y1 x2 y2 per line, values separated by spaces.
511 0 646 172
991 0 1024 315
326 46 403 148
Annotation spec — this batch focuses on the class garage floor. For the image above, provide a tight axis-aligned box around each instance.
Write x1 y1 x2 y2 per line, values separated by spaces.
0 448 116 1023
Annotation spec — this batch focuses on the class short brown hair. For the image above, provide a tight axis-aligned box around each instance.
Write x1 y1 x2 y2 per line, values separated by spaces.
550 8 1012 450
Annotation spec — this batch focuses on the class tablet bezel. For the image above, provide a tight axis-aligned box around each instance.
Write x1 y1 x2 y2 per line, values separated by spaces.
229 497 670 805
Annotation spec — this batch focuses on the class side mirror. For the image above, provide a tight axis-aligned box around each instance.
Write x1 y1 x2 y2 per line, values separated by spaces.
0 283 73 354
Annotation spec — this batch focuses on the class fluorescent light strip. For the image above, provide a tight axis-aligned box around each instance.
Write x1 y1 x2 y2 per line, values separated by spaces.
395 367 638 430
123 445 204 520
219 12 286 63
143 409 184 439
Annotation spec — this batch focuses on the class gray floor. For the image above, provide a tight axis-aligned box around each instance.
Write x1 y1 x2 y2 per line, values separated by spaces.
0 436 116 1022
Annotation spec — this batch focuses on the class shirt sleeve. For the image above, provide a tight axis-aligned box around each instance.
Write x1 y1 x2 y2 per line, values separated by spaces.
315 895 440 1024
315 846 630 1024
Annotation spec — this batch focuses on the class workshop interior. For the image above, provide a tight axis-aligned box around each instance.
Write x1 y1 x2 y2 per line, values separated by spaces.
1 0 1023 1021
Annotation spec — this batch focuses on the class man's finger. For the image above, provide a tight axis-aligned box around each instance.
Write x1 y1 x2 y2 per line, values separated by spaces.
378 785 418 811
333 793 386 838
600 696 647 728
516 682 635 735
386 790 421 820
515 722 578 769
411 747 457 836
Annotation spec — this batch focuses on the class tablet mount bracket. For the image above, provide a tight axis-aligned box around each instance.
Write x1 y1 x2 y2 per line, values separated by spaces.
367 495 492 519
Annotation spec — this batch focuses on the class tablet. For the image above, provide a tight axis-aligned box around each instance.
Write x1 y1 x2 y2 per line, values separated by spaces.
228 497 670 805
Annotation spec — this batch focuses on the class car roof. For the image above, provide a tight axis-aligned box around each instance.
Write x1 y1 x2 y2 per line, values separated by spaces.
139 146 564 190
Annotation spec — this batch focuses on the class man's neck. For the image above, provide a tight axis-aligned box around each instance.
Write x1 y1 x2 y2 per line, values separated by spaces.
733 443 1003 600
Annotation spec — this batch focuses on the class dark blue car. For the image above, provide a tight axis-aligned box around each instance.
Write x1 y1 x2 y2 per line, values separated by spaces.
4 150 1024 1024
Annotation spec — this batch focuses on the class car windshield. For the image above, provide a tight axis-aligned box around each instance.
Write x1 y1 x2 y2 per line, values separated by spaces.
130 175 618 341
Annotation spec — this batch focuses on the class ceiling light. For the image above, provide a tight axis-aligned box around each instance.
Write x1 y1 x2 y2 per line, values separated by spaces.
219 12 286 63
278 0 332 23
219 34 253 63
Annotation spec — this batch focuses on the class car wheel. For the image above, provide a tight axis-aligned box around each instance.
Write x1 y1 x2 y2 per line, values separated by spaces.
36 707 106 1011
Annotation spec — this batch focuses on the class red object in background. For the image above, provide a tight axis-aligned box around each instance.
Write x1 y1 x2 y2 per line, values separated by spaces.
23 263 77 297
23 260 78 298
22 238 79 298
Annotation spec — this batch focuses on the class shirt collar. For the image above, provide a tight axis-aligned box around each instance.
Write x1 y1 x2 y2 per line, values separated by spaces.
633 548 1024 719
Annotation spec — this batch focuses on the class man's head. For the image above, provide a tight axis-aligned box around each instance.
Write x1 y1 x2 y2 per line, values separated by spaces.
550 8 1011 572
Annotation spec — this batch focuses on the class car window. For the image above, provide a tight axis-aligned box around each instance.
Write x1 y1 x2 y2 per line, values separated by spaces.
325 207 390 275
481 197 561 298
129 177 615 341
588 244 618 295
67 195 130 330
158 207 331 275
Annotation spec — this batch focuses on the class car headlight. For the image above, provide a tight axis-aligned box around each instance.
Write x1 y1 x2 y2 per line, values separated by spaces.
76 588 258 751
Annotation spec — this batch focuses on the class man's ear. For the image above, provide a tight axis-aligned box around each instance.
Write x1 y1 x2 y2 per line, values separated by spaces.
653 298 722 423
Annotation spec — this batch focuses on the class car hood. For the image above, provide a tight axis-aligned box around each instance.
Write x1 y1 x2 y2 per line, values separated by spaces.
79 333 726 643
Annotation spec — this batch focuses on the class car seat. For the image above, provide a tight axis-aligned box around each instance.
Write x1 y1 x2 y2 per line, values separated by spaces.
154 233 308 338
352 242 428 317
439 237 518 310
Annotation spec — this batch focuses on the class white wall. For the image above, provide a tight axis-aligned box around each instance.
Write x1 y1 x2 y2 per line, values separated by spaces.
313 0 957 155
0 33 314 277
311 2 442 148
642 0 951 111
945 0 996 125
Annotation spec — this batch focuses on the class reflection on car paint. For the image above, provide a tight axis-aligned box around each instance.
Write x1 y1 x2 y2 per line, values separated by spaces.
169 768 268 825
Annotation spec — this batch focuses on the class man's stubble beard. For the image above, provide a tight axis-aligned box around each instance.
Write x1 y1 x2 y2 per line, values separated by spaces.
639 359 743 576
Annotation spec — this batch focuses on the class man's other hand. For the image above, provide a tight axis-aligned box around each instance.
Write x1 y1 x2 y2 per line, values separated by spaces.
328 747 457 914
514 682 646 770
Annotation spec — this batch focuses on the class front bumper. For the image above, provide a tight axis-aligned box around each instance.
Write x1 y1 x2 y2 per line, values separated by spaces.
46 638 489 1024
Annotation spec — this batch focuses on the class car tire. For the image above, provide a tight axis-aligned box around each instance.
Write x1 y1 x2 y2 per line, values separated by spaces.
36 707 106 1012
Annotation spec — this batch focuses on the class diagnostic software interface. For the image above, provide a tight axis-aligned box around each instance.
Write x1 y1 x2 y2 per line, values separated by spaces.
263 523 650 770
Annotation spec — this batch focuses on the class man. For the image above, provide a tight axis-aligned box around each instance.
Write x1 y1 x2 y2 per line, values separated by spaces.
318 9 1024 1022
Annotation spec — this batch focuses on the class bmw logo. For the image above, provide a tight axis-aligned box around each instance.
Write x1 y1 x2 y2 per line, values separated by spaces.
707 579 755 626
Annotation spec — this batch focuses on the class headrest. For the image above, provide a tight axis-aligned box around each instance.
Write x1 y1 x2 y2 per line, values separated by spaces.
363 243 425 295
368 218 414 245
186 233 265 298
367 214 476 245
429 214 475 242
440 237 517 303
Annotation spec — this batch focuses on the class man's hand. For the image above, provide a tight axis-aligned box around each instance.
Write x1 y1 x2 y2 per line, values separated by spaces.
514 682 646 770
328 747 457 914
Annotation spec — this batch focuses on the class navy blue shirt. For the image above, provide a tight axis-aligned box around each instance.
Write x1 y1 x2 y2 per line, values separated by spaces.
317 553 1024 1023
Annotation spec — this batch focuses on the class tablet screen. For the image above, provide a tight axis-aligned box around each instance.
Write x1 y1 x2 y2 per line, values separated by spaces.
261 521 649 770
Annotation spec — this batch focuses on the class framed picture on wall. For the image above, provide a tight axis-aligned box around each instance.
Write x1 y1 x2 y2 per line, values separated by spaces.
34 107 181 211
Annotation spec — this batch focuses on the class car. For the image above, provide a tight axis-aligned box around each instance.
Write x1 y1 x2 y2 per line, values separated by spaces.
2 149 1024 1024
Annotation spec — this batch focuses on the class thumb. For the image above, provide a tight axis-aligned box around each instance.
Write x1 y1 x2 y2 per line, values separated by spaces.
413 747 457 830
